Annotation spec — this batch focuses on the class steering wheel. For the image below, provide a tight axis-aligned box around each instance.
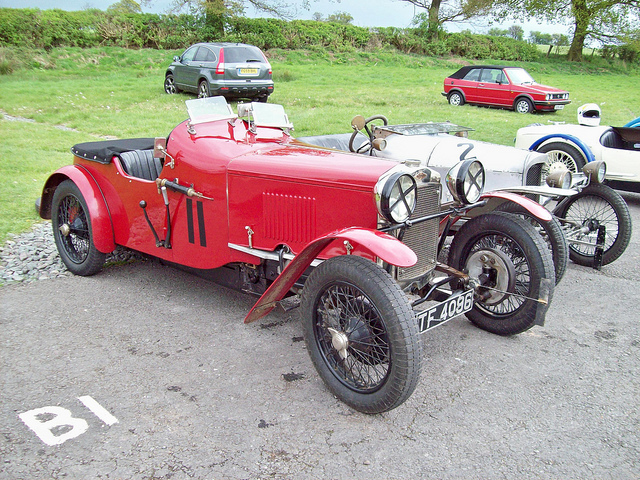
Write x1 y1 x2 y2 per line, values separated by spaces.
349 114 389 155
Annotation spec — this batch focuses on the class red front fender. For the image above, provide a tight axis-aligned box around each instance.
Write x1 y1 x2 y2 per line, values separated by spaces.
471 191 552 222
244 227 417 324
40 165 116 254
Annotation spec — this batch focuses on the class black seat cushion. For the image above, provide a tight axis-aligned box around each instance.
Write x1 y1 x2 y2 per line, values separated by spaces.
118 150 163 181
600 129 624 149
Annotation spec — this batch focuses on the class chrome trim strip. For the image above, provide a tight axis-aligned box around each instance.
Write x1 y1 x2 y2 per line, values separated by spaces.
228 243 324 267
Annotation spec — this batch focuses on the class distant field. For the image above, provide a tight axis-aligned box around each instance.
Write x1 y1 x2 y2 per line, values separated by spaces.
1 46 638 242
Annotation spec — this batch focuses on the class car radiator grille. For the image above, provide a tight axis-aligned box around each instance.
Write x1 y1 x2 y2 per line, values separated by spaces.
526 163 543 186
397 183 441 283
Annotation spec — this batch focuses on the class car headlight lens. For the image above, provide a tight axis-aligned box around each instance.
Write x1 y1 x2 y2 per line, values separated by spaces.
582 160 606 184
379 173 417 223
446 160 485 204
546 166 572 189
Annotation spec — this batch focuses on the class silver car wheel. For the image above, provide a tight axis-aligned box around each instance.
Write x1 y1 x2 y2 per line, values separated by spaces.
515 98 533 114
198 80 210 99
164 75 176 95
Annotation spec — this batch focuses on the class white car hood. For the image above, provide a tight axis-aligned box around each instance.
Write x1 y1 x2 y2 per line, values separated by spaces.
377 133 547 202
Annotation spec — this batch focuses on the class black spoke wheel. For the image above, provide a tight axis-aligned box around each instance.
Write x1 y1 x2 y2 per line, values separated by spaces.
301 256 421 414
554 183 632 266
52 180 106 276
448 212 555 336
496 202 568 284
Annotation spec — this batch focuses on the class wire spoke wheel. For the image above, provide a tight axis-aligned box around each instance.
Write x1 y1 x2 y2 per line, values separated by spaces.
314 282 390 392
57 194 92 264
496 202 568 284
556 184 631 266
448 212 555 336
465 234 530 316
52 180 106 276
542 151 579 176
538 142 586 182
301 255 421 413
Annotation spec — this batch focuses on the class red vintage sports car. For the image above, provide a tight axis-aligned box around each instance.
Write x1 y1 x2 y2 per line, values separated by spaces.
443 65 570 114
39 97 554 413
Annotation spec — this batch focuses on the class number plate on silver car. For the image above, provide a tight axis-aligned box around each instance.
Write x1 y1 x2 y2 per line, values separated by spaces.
417 289 474 333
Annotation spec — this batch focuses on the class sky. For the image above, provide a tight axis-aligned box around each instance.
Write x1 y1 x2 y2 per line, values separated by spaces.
0 0 573 35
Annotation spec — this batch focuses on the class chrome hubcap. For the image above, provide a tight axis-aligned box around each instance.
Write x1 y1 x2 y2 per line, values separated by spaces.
327 327 349 360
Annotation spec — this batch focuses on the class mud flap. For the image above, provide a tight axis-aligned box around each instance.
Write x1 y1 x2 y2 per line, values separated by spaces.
534 277 554 326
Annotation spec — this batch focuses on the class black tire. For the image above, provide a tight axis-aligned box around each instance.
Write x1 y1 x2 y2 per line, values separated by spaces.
448 91 464 106
514 97 533 114
198 79 210 99
537 141 587 177
448 212 555 336
255 95 268 103
52 180 107 276
496 202 569 285
164 74 178 94
554 183 632 266
300 255 422 414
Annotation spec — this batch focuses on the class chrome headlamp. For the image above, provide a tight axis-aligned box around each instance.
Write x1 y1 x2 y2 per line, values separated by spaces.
545 165 573 189
378 172 417 223
446 160 485 204
582 160 606 184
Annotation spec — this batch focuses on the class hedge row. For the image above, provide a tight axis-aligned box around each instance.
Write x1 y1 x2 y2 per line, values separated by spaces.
0 7 538 61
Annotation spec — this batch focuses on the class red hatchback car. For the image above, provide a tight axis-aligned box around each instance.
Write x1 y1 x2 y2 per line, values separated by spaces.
443 65 570 114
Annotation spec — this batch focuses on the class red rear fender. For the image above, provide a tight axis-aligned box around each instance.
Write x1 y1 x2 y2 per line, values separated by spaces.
244 227 417 324
40 166 116 254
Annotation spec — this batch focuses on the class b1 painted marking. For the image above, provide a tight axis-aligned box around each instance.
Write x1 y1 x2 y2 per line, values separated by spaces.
18 396 118 446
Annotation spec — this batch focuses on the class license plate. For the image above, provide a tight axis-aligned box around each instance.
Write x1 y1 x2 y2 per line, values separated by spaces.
238 68 258 75
554 104 564 110
417 289 474 333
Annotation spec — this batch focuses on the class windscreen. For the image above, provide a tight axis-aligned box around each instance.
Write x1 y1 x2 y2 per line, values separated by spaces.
504 68 535 85
186 96 236 124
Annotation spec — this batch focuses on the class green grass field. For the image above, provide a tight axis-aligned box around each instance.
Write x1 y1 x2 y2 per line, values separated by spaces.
1 46 639 242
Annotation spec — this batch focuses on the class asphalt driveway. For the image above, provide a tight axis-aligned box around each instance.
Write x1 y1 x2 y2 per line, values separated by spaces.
2 193 639 480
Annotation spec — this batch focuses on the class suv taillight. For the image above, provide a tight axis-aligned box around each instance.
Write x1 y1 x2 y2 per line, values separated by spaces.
260 51 272 75
216 48 225 75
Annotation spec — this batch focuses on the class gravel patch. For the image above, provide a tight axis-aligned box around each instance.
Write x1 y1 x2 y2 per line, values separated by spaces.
0 222 145 285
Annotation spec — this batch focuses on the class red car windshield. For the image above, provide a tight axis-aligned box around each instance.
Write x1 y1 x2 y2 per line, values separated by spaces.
504 68 535 85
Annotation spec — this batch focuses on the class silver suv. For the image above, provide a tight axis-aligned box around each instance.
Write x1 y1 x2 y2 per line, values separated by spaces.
164 43 274 102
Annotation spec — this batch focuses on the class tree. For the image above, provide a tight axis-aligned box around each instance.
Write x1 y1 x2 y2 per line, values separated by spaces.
493 0 640 61
398 0 493 40
108 0 143 13
508 24 523 41
326 11 353 24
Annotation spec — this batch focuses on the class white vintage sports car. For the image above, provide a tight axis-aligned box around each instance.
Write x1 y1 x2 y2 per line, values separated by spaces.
515 104 640 193
297 113 632 275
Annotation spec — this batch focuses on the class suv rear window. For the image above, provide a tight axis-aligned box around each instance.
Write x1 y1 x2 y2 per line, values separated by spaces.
224 46 265 63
